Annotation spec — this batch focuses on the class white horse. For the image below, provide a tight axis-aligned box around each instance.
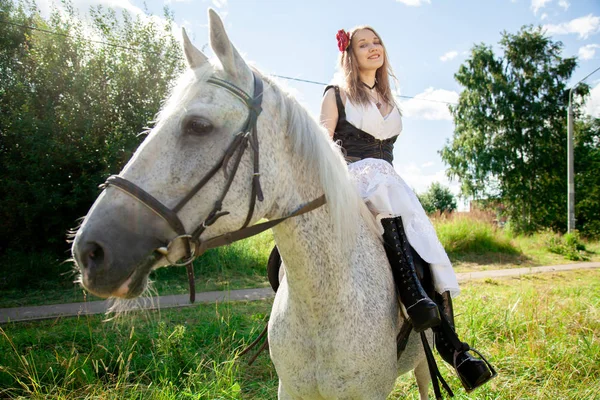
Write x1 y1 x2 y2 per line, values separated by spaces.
72 9 432 399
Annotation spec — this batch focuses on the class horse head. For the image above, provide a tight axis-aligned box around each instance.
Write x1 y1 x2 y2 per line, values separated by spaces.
72 10 287 299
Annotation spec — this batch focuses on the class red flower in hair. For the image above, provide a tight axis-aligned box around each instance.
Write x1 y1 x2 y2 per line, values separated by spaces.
336 29 350 52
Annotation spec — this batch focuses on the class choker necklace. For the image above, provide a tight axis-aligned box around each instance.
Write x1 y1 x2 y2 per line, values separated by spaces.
362 82 376 90
362 81 381 108
367 91 382 109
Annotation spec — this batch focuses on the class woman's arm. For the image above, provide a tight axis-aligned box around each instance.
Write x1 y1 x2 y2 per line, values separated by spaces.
320 87 339 138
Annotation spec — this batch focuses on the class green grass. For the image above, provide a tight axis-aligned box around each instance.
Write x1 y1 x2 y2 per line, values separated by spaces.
2 216 599 308
1 270 599 399
435 216 519 255
433 214 600 273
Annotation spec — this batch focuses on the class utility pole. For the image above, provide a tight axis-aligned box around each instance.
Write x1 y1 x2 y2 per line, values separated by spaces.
566 65 600 233
567 89 575 233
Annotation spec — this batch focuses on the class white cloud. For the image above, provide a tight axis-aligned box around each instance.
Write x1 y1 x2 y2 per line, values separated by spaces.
395 163 461 197
544 14 600 39
212 0 227 8
531 0 551 15
421 161 435 168
440 50 458 62
395 0 431 6
579 44 600 60
583 82 600 118
38 0 180 32
558 0 570 10
395 164 471 210
36 0 142 17
398 87 459 121
541 13 548 21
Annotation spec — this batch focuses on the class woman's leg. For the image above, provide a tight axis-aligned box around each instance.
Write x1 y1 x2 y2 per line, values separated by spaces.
384 216 496 391
432 292 496 392
381 217 441 332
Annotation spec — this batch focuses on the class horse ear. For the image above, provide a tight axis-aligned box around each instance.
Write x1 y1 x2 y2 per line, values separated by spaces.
182 28 208 70
208 8 252 85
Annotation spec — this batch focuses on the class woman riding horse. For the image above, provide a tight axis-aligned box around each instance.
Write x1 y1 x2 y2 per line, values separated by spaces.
320 26 495 392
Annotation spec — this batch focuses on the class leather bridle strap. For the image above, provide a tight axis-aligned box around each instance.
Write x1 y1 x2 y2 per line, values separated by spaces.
103 72 326 303
193 194 326 254
105 175 187 236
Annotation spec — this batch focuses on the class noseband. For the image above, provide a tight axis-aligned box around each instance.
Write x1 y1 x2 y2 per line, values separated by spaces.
103 72 325 302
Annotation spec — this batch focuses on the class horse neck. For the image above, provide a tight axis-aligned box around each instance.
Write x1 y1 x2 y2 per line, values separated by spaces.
269 132 356 304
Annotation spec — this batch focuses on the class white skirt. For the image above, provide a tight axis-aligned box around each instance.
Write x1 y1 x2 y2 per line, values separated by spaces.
348 158 460 297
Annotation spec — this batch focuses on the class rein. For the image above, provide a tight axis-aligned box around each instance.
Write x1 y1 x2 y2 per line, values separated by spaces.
103 72 325 303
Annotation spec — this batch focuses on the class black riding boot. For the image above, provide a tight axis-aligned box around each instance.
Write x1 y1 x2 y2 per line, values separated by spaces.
434 292 496 392
381 217 440 332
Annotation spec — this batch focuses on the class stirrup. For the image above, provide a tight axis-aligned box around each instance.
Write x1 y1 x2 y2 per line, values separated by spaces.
455 347 497 392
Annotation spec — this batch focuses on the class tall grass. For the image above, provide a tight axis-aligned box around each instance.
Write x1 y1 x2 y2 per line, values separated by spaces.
391 270 600 398
0 300 276 399
433 211 519 255
1 270 599 398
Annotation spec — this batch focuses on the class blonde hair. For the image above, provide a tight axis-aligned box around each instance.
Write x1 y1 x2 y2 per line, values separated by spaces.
337 26 398 108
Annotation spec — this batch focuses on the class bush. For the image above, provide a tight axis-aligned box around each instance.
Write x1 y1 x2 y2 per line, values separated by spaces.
545 231 589 261
417 182 457 214
0 0 185 256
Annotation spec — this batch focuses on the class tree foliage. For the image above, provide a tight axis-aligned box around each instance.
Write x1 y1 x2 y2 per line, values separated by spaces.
574 116 600 238
0 0 185 254
417 182 457 215
441 25 593 234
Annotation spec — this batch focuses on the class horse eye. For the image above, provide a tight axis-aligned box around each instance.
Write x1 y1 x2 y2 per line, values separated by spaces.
184 117 213 136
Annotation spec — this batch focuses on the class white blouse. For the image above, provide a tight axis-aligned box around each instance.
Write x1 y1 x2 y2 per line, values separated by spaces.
345 98 402 140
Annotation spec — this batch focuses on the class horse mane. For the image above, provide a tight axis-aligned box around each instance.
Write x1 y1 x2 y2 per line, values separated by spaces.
258 72 381 247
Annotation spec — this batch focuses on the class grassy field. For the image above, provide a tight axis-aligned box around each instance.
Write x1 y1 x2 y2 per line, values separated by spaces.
1 214 598 308
0 269 598 399
433 211 600 273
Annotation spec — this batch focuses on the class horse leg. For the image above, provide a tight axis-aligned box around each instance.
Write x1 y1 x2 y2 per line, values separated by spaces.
414 360 431 400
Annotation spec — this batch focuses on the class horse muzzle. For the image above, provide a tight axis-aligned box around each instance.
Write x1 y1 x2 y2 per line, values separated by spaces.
72 212 165 298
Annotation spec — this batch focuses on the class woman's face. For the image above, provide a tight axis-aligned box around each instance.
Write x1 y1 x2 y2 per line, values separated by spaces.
351 29 385 72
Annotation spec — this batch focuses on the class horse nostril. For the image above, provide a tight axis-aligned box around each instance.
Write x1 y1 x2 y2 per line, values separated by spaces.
84 242 105 270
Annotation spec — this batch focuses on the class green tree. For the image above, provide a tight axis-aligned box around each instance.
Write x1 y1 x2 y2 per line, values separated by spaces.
417 182 457 214
441 25 589 233
0 0 185 255
574 116 600 238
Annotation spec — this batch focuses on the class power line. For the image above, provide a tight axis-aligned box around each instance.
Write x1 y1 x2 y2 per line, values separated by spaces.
570 65 600 89
3 18 458 105
271 75 458 105
1 19 166 57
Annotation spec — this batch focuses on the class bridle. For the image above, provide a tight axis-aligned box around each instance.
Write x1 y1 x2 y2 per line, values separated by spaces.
103 72 326 302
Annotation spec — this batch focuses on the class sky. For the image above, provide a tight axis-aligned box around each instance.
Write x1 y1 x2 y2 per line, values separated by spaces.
36 0 600 207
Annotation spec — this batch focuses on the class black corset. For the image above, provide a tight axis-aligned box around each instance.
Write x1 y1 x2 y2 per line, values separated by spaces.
325 85 397 165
